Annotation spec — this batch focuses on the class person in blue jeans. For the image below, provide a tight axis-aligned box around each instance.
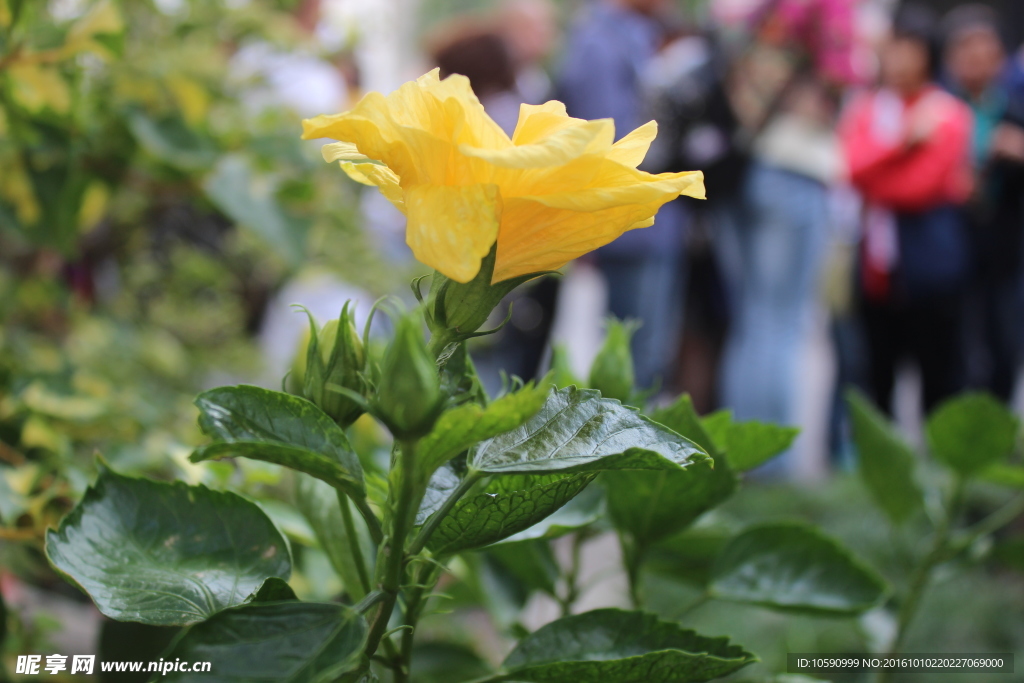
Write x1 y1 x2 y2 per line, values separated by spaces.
712 0 861 472
557 0 687 390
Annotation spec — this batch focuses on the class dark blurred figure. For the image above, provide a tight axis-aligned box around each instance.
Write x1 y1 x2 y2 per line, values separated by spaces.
557 0 687 390
840 5 974 415
497 0 558 104
430 21 521 133
943 5 1024 402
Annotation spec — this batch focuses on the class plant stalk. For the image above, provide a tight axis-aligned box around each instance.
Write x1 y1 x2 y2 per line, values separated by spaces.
365 439 423 664
338 490 372 597
878 478 967 683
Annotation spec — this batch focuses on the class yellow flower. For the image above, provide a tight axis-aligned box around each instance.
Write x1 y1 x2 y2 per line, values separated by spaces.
302 69 704 284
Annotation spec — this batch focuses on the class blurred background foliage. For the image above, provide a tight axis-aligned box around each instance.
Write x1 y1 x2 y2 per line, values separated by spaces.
2 1 1023 682
0 0 403 665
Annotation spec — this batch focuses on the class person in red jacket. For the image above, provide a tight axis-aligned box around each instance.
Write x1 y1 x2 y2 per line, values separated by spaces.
839 4 973 414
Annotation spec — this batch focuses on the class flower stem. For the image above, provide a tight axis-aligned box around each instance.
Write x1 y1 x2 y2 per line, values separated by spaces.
398 563 444 682
352 493 384 545
365 439 423 663
878 478 967 683
338 490 372 597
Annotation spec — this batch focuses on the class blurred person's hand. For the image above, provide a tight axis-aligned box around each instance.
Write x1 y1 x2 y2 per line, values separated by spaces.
905 94 945 145
990 122 1024 163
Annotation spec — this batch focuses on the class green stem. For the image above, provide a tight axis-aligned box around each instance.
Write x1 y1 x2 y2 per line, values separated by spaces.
352 493 384 545
427 327 459 360
952 493 1024 553
365 439 423 661
354 590 385 614
338 490 373 597
621 533 646 610
559 532 586 616
407 471 484 557
878 478 967 683
398 563 444 682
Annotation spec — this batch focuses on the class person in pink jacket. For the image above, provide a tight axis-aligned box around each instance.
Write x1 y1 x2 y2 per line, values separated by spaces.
839 4 974 415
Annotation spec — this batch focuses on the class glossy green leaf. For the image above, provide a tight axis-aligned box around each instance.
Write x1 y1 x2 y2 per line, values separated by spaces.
160 601 366 682
926 393 1019 477
425 473 595 555
483 608 755 682
46 467 291 626
203 154 309 267
606 459 737 547
709 523 888 615
495 482 604 545
469 387 708 476
846 389 924 524
192 385 364 495
294 474 373 601
418 383 549 477
246 577 298 603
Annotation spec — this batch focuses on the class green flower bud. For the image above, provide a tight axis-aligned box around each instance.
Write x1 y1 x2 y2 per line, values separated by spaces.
303 303 368 427
374 314 443 439
425 246 544 356
588 319 637 404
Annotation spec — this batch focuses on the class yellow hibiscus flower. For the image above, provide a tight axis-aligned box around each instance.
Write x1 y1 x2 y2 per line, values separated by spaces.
302 69 704 284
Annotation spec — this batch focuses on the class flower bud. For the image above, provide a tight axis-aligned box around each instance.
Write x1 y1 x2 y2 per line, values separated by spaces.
303 303 368 427
374 314 443 439
426 247 540 356
588 319 637 404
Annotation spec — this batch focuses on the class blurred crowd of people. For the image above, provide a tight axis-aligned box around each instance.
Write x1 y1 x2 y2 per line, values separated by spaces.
417 0 1024 472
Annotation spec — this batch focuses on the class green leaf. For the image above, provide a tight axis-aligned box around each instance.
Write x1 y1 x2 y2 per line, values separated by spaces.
700 410 733 453
425 473 595 555
709 523 888 615
649 395 720 457
654 398 797 471
192 385 364 495
411 642 491 683
486 540 561 596
926 393 1019 477
46 467 291 626
846 389 924 524
588 318 637 403
203 154 309 267
246 577 298 603
606 459 737 547
294 474 373 601
723 421 799 471
128 110 216 171
419 383 549 477
484 608 755 682
469 387 708 475
979 462 1024 488
159 601 366 682
494 482 604 545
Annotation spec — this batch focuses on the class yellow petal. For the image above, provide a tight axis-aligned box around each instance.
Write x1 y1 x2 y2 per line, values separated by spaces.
459 118 613 169
407 184 502 283
494 199 662 282
339 162 405 211
322 141 371 163
607 121 658 168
